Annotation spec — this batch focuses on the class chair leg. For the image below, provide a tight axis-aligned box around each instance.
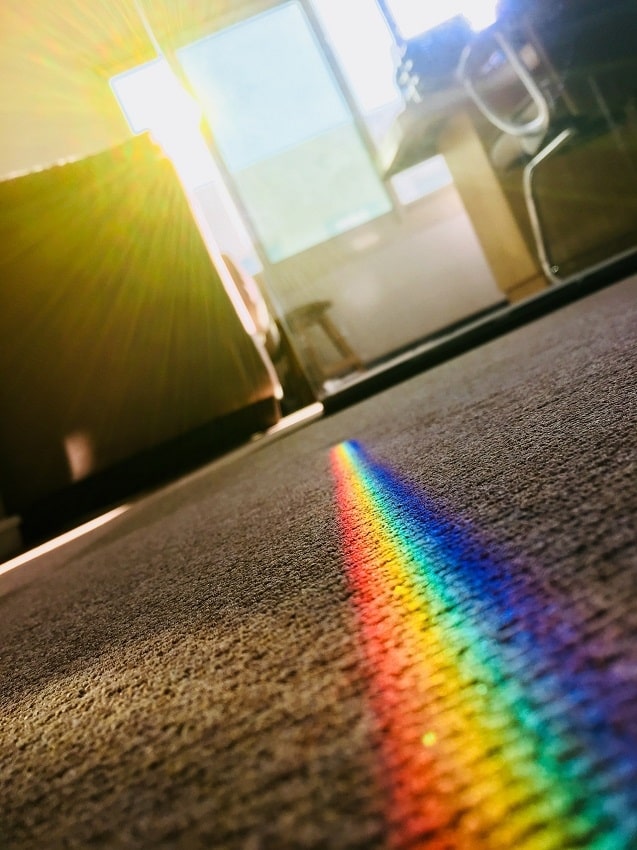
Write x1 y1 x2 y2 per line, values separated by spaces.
522 128 575 284
524 127 637 286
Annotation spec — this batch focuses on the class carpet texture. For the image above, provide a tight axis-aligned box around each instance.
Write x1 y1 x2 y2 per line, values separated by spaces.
1 277 636 849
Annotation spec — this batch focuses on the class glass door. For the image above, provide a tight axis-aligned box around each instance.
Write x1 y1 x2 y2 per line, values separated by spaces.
174 0 508 399
177 2 392 264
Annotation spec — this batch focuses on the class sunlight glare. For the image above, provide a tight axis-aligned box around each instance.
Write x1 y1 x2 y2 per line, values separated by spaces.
312 0 399 113
110 59 216 190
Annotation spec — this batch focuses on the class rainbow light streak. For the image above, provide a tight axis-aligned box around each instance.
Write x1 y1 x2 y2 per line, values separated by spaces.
331 440 637 850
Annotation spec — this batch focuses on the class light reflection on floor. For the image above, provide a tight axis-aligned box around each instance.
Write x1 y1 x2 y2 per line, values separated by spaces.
0 506 131 576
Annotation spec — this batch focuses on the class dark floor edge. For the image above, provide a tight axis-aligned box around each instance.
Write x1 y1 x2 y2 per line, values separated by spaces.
321 255 637 415
16 397 281 548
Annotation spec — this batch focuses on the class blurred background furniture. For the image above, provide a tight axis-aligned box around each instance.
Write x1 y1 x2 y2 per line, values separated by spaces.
392 14 473 106
458 0 637 283
378 13 546 302
221 254 315 412
0 134 281 542
284 301 364 390
379 0 637 292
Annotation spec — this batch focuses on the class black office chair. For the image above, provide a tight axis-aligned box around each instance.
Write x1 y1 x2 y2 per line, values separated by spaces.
458 1 637 284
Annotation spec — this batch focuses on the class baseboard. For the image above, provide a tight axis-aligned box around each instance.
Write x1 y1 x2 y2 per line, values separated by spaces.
0 515 22 560
323 254 637 414
16 397 280 547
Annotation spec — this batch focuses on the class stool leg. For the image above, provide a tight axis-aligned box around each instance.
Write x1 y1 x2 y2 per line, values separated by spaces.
289 324 324 389
319 314 364 373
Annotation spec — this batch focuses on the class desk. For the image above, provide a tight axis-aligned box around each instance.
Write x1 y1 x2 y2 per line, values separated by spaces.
380 97 546 301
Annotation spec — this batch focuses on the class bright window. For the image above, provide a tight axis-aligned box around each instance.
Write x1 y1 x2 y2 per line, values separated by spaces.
384 1 498 38
177 2 392 262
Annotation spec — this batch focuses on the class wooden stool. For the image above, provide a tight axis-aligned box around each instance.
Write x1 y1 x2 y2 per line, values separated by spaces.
284 300 363 387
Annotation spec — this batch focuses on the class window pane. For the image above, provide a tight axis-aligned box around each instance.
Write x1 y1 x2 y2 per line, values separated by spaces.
233 124 391 261
179 2 352 171
178 1 391 262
